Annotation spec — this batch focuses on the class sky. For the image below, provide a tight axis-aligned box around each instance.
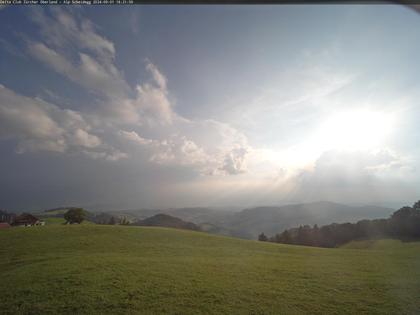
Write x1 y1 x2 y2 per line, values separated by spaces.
0 4 419 211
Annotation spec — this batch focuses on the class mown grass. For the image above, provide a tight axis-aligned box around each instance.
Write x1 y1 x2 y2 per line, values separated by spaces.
41 217 66 225
0 225 419 314
40 217 94 225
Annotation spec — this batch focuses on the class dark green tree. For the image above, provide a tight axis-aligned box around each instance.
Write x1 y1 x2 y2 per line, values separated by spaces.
280 230 292 244
108 216 117 225
258 232 268 242
391 206 414 220
64 208 87 224
296 225 312 246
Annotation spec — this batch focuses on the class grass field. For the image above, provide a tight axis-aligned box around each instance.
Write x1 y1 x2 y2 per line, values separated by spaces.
40 217 94 225
1 225 419 314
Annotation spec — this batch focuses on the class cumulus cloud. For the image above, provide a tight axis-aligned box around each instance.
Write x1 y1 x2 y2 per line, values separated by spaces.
119 126 251 176
28 9 176 126
219 146 248 175
133 82 173 125
4 7 255 174
150 135 210 168
0 86 63 148
71 129 101 148
119 130 214 174
0 84 125 160
289 149 416 203
119 130 154 146
98 62 176 126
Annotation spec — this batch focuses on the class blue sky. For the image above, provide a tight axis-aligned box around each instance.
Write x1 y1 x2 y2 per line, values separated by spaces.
0 5 419 211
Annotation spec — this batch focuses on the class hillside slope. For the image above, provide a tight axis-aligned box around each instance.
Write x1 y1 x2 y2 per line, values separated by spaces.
133 213 200 231
0 225 419 314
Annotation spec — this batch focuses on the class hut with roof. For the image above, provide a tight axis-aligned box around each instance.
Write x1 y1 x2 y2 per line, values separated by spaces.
13 213 44 227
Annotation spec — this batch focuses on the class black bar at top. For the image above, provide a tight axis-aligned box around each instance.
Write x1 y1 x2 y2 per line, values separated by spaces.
1 0 419 6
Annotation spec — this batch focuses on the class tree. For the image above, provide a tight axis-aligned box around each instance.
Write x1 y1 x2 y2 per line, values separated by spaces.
296 225 312 246
108 216 116 225
258 232 268 242
312 224 320 246
391 206 414 220
280 230 292 244
64 208 87 224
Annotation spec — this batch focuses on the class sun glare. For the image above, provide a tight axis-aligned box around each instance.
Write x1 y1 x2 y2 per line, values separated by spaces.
316 109 395 151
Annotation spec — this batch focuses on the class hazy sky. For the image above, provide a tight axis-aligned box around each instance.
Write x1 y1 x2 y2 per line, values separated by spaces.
0 5 419 211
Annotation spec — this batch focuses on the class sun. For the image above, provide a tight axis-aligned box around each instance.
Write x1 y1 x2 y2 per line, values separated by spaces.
268 108 397 170
315 109 395 151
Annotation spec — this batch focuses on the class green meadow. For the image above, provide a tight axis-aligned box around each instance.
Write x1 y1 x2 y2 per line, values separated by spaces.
1 225 419 314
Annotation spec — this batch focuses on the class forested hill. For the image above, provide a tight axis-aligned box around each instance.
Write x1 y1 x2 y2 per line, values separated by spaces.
262 200 420 248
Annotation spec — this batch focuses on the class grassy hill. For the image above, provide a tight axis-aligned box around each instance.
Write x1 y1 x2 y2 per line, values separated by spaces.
0 226 419 314
134 213 200 231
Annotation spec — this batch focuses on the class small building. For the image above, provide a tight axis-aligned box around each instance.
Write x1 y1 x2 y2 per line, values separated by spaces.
0 222 11 229
13 213 44 227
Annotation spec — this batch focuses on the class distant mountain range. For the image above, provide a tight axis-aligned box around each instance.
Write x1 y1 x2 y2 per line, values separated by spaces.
109 201 394 239
222 201 394 239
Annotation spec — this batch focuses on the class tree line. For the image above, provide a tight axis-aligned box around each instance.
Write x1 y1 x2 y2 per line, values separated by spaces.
258 200 420 248
64 208 130 225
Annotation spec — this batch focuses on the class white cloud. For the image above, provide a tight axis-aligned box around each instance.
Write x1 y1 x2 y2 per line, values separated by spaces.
0 85 67 152
31 7 115 62
119 130 154 146
28 42 74 78
134 82 173 125
288 149 417 204
119 123 252 176
28 9 176 127
150 135 210 167
219 146 248 175
10 8 273 176
29 42 128 100
146 61 167 91
0 84 125 160
119 130 214 173
28 8 127 100
83 149 128 161
71 129 101 148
